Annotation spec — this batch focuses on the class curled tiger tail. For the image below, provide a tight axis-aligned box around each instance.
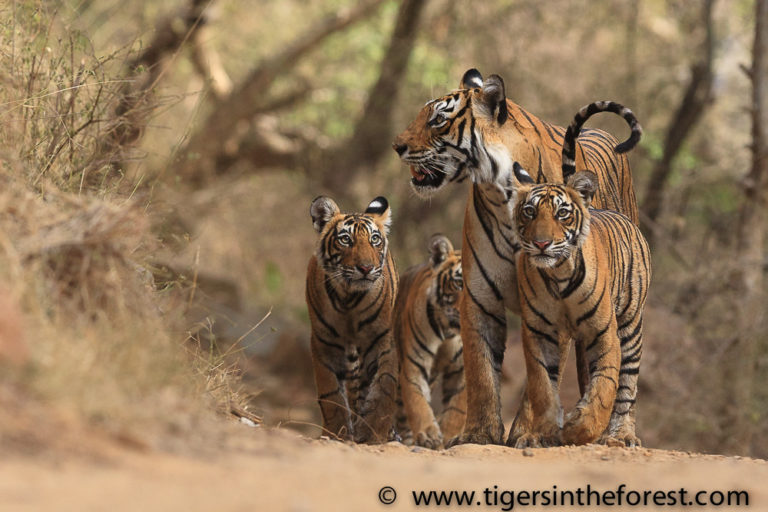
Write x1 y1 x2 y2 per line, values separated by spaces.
561 101 643 182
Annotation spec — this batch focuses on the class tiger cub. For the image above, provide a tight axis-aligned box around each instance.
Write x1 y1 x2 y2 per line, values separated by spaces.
394 234 465 449
306 196 398 443
510 163 651 448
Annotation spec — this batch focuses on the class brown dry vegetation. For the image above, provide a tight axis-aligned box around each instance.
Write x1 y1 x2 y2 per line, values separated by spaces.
0 0 766 490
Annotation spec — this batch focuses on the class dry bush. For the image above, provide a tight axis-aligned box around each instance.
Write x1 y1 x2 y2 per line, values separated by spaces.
0 1 249 451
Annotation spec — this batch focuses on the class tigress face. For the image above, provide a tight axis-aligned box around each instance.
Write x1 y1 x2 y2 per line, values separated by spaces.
392 69 509 198
427 235 463 333
511 164 597 268
310 196 392 291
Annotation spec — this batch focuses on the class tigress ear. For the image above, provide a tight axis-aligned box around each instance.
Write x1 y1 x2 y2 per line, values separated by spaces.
310 196 340 233
480 74 508 125
567 171 598 208
513 162 535 184
365 196 391 235
429 234 454 268
460 68 484 89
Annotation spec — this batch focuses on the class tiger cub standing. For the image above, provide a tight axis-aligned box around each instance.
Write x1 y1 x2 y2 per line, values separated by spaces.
394 235 465 449
306 196 398 443
510 162 651 448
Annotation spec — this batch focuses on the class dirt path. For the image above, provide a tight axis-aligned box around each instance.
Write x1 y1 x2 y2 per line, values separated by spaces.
1 427 766 512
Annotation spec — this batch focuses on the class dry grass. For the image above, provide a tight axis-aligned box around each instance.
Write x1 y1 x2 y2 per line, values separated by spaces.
0 1 248 454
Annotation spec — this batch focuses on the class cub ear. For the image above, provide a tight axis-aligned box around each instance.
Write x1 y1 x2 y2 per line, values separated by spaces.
513 162 535 184
567 171 598 208
480 74 508 125
460 68 484 89
365 196 391 235
310 196 340 233
429 234 454 268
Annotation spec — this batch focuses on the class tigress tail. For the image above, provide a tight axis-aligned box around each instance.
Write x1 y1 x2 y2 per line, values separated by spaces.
561 101 642 181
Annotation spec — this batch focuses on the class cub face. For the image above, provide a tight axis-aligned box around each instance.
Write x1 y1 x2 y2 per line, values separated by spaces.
427 235 463 334
392 68 509 197
310 196 392 290
512 163 597 268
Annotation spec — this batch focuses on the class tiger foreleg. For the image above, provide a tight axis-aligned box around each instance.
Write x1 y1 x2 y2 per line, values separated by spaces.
400 343 442 449
437 335 467 441
447 288 506 446
562 311 620 445
599 314 643 447
311 342 352 440
515 314 563 448
353 334 399 444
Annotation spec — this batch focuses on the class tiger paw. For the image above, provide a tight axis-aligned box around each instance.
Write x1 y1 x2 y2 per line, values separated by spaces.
414 426 444 450
601 433 642 448
513 431 562 449
562 409 604 446
447 424 503 447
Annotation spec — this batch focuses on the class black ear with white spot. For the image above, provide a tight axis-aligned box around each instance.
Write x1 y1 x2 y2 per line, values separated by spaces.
513 162 535 185
429 234 454 268
460 68 484 89
567 171 598 208
310 196 340 233
365 196 391 235
481 74 508 125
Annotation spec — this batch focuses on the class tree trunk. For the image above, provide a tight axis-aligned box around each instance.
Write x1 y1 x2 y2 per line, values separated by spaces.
721 0 768 456
323 0 429 193
641 0 715 246
173 0 387 187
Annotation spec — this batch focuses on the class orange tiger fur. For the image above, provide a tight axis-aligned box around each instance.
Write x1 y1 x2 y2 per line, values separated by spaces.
511 163 650 447
306 196 398 443
393 69 642 446
394 234 465 449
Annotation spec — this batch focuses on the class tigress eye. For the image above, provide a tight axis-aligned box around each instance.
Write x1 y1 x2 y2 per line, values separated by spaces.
370 232 382 245
430 111 446 127
557 207 571 219
522 205 536 218
338 233 352 245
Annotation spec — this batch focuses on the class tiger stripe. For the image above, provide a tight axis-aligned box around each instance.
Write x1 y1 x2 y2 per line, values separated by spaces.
306 195 399 444
393 69 642 446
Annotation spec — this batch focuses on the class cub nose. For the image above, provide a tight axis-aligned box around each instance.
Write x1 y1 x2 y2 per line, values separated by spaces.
392 143 407 156
532 239 552 250
357 264 374 275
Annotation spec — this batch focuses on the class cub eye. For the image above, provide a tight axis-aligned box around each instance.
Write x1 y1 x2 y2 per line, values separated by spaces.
522 205 537 218
557 208 571 219
338 233 352 245
370 233 382 245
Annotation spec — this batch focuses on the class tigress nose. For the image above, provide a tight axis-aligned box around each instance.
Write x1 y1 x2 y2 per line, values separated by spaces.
392 143 407 156
357 264 374 275
533 239 552 250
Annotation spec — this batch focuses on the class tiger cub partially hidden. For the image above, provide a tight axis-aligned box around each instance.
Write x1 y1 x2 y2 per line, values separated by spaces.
394 235 465 449
306 196 398 443
510 162 651 448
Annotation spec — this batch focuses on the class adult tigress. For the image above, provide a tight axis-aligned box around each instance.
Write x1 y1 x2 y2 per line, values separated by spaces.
306 196 399 443
392 69 642 446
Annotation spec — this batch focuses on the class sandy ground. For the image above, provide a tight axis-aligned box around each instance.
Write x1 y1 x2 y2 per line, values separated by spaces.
1 425 766 512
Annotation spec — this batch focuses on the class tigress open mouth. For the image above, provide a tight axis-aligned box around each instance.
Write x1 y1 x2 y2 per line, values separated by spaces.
410 165 445 189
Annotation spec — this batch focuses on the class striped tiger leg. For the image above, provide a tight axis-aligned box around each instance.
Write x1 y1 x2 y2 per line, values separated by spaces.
311 338 352 440
400 340 442 448
562 311 621 445
353 333 399 444
601 315 643 447
394 395 412 444
437 335 467 440
507 332 571 446
448 286 507 446
515 311 564 448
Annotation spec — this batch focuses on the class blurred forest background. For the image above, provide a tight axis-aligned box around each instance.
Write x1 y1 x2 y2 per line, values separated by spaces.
0 0 766 458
